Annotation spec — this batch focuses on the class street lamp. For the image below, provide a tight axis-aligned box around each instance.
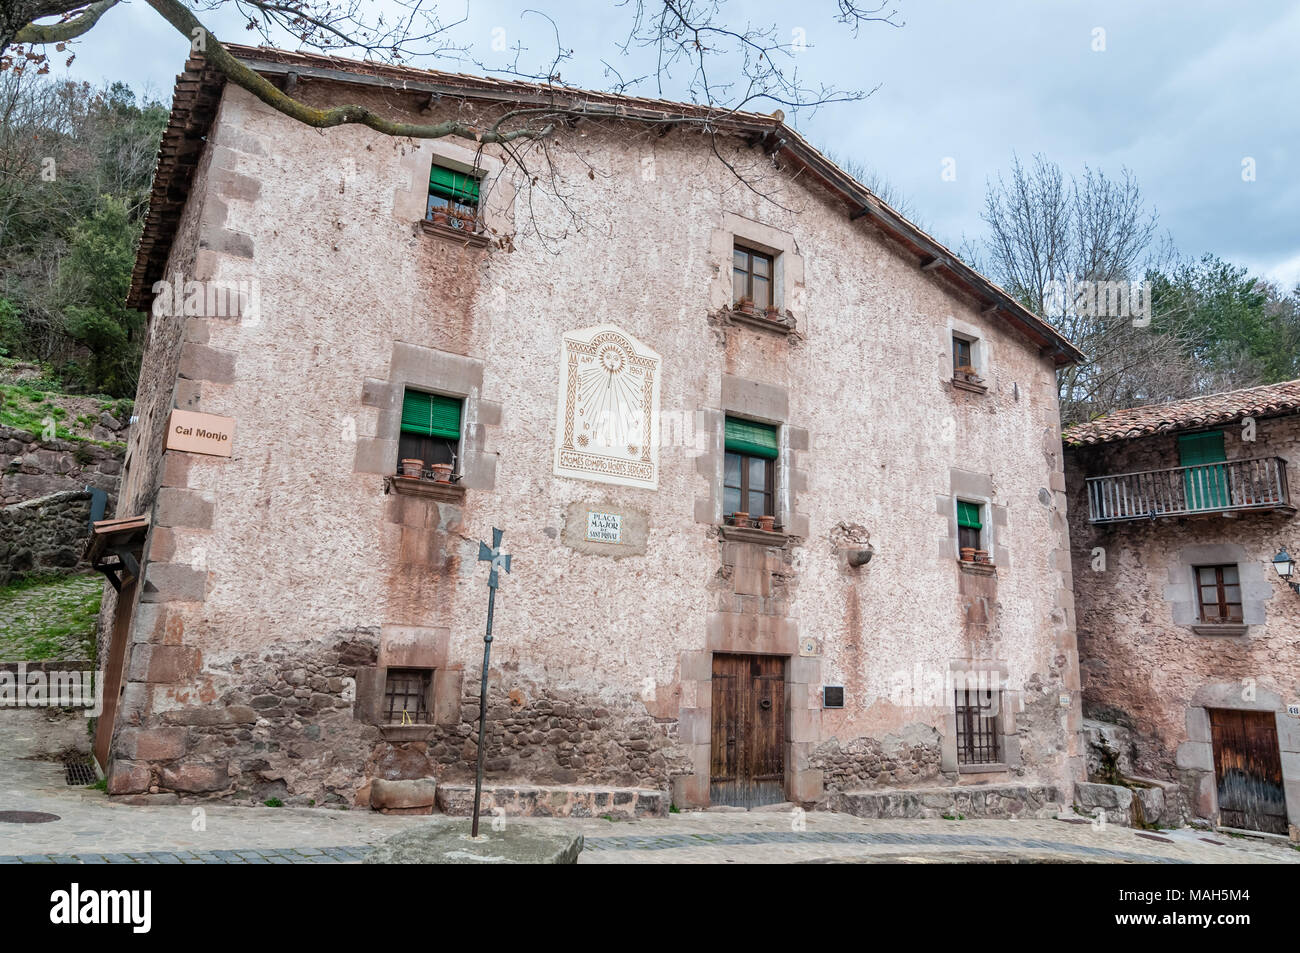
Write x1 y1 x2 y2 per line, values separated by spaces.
1273 548 1300 594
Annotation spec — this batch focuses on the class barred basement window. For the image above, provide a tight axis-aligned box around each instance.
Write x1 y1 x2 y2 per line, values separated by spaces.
384 669 432 725
954 687 1001 764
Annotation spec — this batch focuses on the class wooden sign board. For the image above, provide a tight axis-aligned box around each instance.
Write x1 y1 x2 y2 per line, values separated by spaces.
166 409 235 457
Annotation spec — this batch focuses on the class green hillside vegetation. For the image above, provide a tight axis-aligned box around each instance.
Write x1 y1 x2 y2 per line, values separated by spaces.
0 572 101 662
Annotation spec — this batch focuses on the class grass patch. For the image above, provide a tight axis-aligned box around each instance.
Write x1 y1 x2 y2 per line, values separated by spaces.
0 572 102 662
264 798 284 808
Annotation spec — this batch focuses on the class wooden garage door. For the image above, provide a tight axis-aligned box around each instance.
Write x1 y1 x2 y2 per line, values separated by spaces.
1208 708 1287 835
710 654 785 808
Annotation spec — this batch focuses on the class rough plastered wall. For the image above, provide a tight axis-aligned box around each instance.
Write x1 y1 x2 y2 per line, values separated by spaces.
1065 415 1300 829
107 79 1080 808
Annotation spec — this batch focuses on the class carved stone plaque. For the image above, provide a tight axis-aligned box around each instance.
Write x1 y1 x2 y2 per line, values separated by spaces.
553 324 661 489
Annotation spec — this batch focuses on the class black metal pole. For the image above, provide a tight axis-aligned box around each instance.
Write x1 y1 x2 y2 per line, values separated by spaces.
471 583 496 838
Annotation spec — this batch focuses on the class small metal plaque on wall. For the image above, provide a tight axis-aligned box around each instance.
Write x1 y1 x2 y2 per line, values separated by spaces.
823 686 845 709
585 511 622 544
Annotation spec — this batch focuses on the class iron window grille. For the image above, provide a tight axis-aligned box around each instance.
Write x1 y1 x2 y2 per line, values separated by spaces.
384 668 432 725
954 687 1001 764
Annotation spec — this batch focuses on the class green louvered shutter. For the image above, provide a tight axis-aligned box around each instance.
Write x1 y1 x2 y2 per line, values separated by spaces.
429 164 480 204
957 500 983 530
1179 431 1227 509
401 391 462 440
724 417 778 459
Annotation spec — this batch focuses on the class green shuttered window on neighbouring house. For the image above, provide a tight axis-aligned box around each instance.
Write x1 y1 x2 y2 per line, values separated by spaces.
401 391 462 440
429 164 480 204
957 500 983 530
724 417 778 459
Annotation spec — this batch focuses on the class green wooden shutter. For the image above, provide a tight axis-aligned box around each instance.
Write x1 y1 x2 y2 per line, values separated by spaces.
957 500 983 529
429 164 480 203
1179 431 1227 509
401 391 462 440
724 417 778 459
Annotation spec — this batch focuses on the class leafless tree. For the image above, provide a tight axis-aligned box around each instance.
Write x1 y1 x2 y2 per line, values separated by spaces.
977 152 1197 423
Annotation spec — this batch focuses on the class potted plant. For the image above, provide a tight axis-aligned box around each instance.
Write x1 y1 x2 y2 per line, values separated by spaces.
764 305 782 321
429 207 450 227
450 207 477 231
758 514 775 532
736 295 754 313
974 549 991 565
730 510 749 528
400 458 424 479
430 463 453 483
960 546 976 562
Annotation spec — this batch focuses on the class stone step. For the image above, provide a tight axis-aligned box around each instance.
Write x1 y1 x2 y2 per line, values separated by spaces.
832 783 1064 820
435 783 666 819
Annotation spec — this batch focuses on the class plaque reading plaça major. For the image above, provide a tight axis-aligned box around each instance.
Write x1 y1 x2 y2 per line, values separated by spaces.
586 511 622 544
166 409 235 457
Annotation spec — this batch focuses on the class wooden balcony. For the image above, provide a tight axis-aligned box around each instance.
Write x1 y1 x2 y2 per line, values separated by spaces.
1086 456 1293 523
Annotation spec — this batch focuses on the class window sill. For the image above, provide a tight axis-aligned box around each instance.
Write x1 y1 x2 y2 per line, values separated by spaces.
951 376 988 394
419 218 491 248
384 475 467 503
379 724 437 742
957 560 996 576
723 305 797 335
719 524 791 546
958 762 1009 774
1191 623 1249 637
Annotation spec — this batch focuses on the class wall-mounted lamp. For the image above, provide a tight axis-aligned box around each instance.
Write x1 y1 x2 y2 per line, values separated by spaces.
846 545 874 568
1273 548 1300 594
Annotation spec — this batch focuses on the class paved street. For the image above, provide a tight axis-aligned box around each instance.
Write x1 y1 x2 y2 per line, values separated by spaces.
3 746 1297 863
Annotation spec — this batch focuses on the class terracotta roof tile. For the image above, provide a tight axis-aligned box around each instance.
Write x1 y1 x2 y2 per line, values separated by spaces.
1063 379 1300 446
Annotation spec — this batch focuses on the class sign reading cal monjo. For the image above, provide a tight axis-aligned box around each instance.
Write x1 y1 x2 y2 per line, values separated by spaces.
553 324 661 489
166 409 235 458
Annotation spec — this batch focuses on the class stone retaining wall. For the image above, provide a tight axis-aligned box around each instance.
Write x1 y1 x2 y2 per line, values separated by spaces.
1 425 122 507
0 491 93 585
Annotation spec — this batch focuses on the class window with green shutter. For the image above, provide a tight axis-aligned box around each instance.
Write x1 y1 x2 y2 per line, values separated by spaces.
723 417 777 522
724 417 778 459
426 163 481 225
401 391 462 440
957 500 983 553
397 390 462 473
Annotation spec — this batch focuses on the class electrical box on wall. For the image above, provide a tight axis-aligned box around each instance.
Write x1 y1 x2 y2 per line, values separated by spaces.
823 685 845 709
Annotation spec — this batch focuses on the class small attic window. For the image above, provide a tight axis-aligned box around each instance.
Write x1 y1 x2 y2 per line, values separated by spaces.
426 163 480 229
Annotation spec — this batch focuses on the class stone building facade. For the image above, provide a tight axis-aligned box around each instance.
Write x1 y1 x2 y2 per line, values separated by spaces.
1065 381 1300 838
97 47 1086 814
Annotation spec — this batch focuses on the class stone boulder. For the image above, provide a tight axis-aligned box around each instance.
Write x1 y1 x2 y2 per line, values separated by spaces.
363 821 583 864
370 777 438 815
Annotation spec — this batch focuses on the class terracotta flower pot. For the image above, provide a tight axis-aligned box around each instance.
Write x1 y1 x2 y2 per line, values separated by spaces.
974 550 991 565
400 458 424 479
731 511 749 527
960 547 976 562
430 208 450 226
758 515 775 532
765 306 781 320
430 463 453 483
736 296 754 313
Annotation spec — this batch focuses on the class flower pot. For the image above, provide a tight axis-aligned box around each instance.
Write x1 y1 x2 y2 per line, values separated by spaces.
960 547 976 562
430 463 453 483
730 511 749 527
400 458 424 479
975 550 991 565
736 296 754 313
765 306 781 320
430 208 450 226
757 515 775 532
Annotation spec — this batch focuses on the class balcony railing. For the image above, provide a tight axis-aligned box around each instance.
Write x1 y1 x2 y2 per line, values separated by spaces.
1086 456 1292 523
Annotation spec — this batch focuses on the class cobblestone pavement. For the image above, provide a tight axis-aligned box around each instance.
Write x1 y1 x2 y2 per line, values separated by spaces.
3 740 1297 864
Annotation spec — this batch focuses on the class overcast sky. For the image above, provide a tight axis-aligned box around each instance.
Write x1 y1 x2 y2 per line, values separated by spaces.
54 0 1300 288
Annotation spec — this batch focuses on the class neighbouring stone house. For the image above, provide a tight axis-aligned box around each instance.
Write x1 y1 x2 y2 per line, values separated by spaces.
95 46 1087 816
1064 380 1300 839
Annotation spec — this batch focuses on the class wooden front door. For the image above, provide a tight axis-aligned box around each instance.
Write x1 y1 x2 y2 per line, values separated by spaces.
710 653 786 807
1209 708 1287 835
92 577 137 770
